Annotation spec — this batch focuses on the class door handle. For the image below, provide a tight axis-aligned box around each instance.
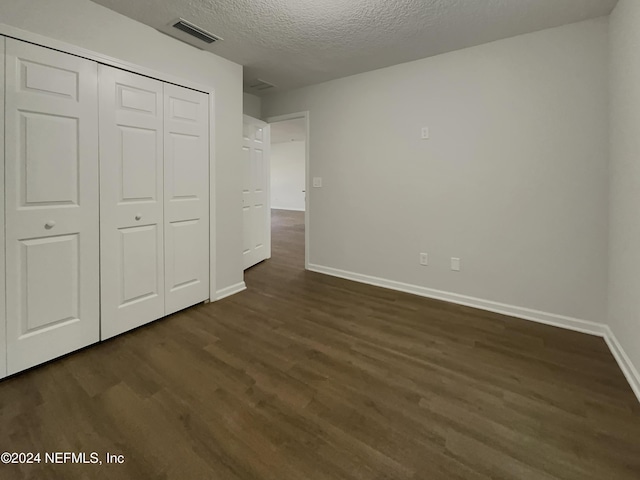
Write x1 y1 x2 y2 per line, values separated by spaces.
44 221 56 230
135 214 142 221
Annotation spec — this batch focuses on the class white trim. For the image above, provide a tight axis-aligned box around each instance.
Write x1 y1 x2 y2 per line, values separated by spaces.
604 327 640 403
266 112 310 270
271 207 306 212
0 23 219 313
215 282 247 301
0 36 6 379
307 264 607 336
208 91 217 302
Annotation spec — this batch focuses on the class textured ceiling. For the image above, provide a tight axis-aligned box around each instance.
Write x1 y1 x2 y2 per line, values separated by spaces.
90 0 618 95
271 118 307 144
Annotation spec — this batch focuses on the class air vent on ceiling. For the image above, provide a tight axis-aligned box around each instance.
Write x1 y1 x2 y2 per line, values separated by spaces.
172 18 222 44
249 79 276 91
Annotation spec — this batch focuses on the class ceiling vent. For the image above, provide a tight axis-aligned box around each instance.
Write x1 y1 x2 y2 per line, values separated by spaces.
171 18 222 44
249 79 276 91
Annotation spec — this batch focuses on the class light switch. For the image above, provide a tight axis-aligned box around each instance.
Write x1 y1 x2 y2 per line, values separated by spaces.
451 257 461 271
421 127 430 140
313 177 323 188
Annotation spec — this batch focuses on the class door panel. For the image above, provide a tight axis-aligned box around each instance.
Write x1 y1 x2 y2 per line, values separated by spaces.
22 113 78 204
99 65 165 339
167 219 201 288
21 59 79 98
170 133 202 198
254 148 267 253
119 225 159 305
20 234 79 332
5 39 99 373
164 83 209 315
242 115 271 269
120 126 158 200
242 145 253 258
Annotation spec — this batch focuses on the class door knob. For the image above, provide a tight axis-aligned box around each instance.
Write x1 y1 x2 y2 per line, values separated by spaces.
44 221 55 229
135 214 142 221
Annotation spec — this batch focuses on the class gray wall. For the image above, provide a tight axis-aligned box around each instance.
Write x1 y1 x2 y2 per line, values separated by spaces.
263 18 610 325
243 93 262 118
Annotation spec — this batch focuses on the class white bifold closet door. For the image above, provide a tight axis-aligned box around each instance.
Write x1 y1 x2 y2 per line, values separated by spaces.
4 39 100 374
163 84 210 315
99 66 165 339
100 70 210 336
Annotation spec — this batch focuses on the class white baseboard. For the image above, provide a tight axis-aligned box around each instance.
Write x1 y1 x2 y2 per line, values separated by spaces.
215 282 246 301
604 327 640 403
308 263 640 403
271 207 305 212
308 264 606 336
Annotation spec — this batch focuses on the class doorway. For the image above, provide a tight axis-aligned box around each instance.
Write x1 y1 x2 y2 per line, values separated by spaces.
266 112 310 269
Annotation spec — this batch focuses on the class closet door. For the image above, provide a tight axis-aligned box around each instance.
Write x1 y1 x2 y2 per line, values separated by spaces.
99 66 165 339
4 39 99 374
163 84 210 314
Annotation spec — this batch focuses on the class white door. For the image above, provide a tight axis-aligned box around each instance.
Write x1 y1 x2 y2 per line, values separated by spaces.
164 83 210 315
0 36 6 379
99 66 165 339
242 115 271 269
4 39 100 374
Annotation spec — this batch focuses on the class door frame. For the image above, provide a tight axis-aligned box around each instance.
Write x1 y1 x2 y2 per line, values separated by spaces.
0 36 5 379
266 112 310 269
0 23 218 303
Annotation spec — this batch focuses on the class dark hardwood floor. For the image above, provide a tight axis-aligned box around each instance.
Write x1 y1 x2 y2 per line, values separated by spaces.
1 209 639 479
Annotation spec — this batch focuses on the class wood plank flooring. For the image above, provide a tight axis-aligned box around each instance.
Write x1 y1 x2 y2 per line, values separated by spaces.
0 209 639 479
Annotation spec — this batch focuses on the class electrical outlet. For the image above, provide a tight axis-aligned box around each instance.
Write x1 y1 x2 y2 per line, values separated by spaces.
420 253 428 266
451 257 461 271
421 127 430 139
313 177 322 188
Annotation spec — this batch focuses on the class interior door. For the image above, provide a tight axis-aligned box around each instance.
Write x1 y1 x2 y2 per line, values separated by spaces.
242 115 271 269
4 39 100 374
99 65 165 339
163 83 210 315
